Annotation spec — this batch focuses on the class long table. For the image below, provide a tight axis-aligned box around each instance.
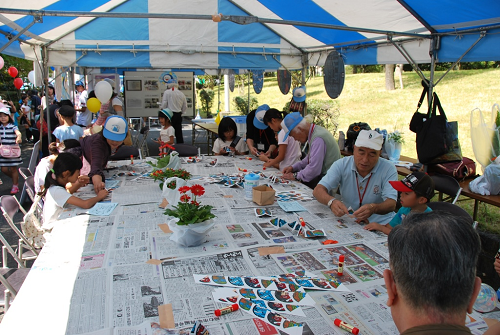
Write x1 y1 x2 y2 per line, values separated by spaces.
192 119 218 155
0 156 491 334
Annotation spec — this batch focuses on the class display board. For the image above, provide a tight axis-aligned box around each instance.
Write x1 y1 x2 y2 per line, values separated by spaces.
124 71 195 118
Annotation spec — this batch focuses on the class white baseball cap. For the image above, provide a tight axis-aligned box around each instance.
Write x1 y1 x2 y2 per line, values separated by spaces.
103 115 128 141
355 130 384 151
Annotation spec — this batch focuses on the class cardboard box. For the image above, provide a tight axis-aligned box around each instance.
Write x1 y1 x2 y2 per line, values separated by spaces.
253 185 275 206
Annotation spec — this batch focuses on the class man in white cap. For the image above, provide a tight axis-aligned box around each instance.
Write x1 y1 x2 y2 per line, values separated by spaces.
313 130 398 223
246 104 278 157
160 79 187 143
281 112 340 189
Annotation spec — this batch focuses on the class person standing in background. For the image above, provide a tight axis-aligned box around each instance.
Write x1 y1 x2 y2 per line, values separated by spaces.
160 79 187 143
75 80 92 127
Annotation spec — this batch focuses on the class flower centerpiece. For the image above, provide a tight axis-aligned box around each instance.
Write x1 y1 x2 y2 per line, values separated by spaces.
150 168 191 190
385 130 404 161
165 185 216 247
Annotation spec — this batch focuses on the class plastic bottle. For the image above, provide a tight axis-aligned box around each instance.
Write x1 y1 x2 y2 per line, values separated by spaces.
244 173 260 200
338 131 345 151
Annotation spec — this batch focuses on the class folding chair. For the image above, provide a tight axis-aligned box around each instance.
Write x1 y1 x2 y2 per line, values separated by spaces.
24 176 36 203
0 265 30 312
19 140 41 204
0 196 39 268
427 202 473 226
136 126 150 159
430 174 462 204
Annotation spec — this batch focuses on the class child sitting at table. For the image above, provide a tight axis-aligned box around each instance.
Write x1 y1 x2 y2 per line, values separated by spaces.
155 108 175 145
259 109 301 171
363 172 434 235
213 117 248 156
39 152 108 229
53 105 84 142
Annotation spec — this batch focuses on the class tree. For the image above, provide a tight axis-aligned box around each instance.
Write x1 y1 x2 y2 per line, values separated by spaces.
0 54 34 103
385 64 395 91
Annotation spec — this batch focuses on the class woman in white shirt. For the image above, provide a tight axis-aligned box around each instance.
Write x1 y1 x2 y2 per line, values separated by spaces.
212 117 248 156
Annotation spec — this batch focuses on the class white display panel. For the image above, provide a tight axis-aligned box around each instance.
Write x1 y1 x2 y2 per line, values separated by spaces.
124 71 195 118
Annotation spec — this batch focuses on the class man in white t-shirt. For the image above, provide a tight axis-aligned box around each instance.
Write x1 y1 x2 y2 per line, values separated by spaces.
75 80 92 127
160 80 187 143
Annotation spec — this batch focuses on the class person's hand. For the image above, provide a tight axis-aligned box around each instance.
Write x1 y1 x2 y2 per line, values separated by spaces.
494 258 500 276
220 147 228 155
249 146 259 156
96 189 109 201
259 154 269 162
364 222 382 231
264 151 272 158
282 166 293 174
263 160 273 168
77 175 90 186
329 200 349 217
282 172 295 180
353 203 376 222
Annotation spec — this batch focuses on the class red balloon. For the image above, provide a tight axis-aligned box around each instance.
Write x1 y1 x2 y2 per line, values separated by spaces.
13 78 23 89
8 66 18 78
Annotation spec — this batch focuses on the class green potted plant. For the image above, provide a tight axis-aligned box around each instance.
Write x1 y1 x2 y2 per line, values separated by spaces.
165 185 216 247
385 130 404 161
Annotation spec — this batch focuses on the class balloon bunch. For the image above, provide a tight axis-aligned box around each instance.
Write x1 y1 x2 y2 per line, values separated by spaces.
0 55 24 90
87 80 114 113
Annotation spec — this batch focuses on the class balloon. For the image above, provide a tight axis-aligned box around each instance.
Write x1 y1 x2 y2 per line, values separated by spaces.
13 78 23 89
0 56 4 70
8 66 18 78
28 71 35 84
94 80 113 103
86 97 101 113
473 283 498 313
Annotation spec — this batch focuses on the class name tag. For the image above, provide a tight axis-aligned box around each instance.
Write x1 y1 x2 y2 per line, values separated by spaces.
257 143 265 150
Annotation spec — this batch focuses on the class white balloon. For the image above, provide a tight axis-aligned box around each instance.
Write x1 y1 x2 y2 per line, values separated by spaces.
0 56 4 70
28 71 35 84
94 80 113 103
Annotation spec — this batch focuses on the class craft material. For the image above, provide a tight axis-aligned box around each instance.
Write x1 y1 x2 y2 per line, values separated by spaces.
334 319 360 334
338 255 345 276
214 303 239 316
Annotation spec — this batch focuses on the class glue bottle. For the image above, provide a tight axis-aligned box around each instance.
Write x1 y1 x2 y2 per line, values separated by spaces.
244 173 260 200
338 255 345 276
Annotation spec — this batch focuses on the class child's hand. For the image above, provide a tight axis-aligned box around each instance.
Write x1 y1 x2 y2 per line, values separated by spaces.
259 154 270 163
97 189 109 200
77 175 90 186
363 222 381 231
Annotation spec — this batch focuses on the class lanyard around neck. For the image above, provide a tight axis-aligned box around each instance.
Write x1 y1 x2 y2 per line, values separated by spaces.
356 173 372 208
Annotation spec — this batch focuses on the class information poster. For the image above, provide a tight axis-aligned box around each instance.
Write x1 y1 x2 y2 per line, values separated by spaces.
124 71 194 118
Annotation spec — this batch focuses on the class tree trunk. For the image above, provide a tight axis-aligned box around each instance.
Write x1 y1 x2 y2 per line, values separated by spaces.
352 66 358 74
385 64 395 91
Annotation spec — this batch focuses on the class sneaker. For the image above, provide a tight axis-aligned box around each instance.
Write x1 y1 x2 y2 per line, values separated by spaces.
10 184 19 194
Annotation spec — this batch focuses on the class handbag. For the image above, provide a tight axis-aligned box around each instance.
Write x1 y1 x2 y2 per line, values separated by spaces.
427 157 476 181
415 93 462 164
0 134 21 158
22 195 47 249
409 82 430 133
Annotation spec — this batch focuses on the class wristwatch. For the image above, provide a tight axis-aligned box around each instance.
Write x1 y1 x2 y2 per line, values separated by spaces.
293 172 300 181
327 198 336 208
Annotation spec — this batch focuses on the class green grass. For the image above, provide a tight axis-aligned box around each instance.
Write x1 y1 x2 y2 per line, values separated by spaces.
198 68 500 234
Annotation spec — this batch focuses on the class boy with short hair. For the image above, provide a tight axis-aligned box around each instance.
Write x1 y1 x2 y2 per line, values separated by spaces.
364 172 434 235
53 105 84 143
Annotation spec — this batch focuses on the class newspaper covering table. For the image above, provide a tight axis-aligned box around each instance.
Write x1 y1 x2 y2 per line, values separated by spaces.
0 156 490 335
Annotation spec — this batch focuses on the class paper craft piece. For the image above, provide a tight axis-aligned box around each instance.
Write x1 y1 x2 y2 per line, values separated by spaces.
298 228 326 238
258 246 285 256
212 288 306 317
146 259 163 265
159 198 169 209
275 191 313 202
184 156 202 164
158 224 173 234
277 201 307 212
158 304 175 329
105 179 120 190
274 276 350 292
193 274 302 292
347 206 354 215
238 297 304 335
214 287 316 306
277 270 317 279
255 208 272 217
88 202 118 216
269 218 300 231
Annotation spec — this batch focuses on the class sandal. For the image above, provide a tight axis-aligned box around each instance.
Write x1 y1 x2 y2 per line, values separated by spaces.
10 184 19 194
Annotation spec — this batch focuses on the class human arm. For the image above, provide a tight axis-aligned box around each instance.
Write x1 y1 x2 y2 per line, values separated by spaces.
364 222 392 235
495 258 500 276
313 184 349 217
264 144 277 157
181 95 187 114
160 90 168 109
353 199 397 222
14 129 22 144
246 138 259 156
92 174 106 194
85 135 110 186
66 189 108 209
287 137 325 182
66 175 90 194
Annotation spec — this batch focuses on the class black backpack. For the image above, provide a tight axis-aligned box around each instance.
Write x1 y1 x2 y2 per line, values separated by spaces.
345 122 371 152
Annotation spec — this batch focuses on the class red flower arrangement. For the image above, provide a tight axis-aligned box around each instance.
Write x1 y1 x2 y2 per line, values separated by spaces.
164 185 215 225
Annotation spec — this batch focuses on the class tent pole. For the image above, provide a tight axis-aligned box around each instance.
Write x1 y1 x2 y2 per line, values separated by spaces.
428 37 438 110
217 70 221 116
247 72 250 113
0 18 38 53
41 45 50 155
301 54 308 86
387 35 427 84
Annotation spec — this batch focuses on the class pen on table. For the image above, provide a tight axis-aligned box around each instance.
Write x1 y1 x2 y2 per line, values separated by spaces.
334 318 359 334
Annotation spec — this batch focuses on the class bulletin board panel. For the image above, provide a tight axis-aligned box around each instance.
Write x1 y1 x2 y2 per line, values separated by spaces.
123 71 195 118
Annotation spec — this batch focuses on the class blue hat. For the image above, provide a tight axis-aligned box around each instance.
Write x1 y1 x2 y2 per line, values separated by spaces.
103 115 128 142
160 108 173 121
281 112 303 141
293 86 306 103
75 80 85 87
253 104 270 130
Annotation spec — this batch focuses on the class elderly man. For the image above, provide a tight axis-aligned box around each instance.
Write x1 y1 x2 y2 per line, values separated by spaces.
161 79 187 143
282 112 340 189
313 130 397 223
385 211 483 334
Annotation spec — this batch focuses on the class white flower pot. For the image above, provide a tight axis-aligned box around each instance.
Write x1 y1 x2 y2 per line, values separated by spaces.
161 177 188 205
167 218 215 247
384 140 402 162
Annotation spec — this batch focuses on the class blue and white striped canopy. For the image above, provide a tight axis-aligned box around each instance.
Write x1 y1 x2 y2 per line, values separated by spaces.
0 0 499 69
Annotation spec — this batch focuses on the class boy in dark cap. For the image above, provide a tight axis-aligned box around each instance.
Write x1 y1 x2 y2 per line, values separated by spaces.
53 104 83 143
364 172 434 235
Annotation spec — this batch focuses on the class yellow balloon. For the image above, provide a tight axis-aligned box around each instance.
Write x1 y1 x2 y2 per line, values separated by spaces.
87 97 101 113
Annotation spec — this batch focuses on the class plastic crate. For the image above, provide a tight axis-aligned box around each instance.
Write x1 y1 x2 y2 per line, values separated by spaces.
225 115 247 138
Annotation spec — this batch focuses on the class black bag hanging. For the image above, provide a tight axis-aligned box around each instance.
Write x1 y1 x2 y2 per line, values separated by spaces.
409 81 430 133
415 93 462 164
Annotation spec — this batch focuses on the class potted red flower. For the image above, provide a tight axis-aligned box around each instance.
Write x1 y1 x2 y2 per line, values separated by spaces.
165 185 216 247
